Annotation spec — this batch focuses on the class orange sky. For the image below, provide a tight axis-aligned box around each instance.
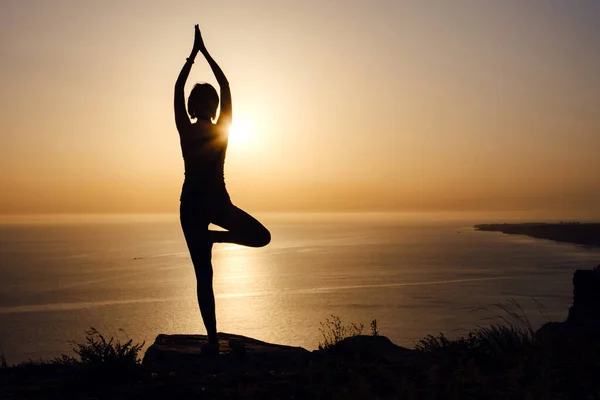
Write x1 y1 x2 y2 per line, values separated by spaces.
1 1 599 218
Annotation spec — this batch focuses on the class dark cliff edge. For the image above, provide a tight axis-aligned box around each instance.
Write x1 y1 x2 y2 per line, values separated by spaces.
475 222 600 247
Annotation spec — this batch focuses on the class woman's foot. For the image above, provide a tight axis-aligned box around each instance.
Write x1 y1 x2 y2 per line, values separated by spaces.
207 230 225 245
200 341 219 357
228 339 247 357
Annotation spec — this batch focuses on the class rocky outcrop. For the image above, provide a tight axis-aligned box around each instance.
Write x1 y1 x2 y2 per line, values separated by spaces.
320 335 416 365
567 267 600 327
537 266 600 337
142 332 415 375
143 333 311 374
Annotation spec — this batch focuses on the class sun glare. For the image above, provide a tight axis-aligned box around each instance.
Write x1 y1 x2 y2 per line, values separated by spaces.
228 115 255 148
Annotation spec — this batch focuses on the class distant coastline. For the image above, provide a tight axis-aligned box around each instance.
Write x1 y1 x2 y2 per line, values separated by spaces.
474 222 600 247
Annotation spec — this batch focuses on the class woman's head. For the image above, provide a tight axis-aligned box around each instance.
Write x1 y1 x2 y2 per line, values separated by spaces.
188 83 219 121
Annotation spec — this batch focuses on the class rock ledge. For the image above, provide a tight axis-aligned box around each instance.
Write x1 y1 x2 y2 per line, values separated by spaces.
143 333 311 374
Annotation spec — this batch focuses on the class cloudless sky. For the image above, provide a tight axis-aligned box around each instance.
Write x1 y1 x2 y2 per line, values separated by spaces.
1 1 599 217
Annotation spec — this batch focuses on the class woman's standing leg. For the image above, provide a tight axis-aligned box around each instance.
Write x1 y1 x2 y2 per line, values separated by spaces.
180 201 219 353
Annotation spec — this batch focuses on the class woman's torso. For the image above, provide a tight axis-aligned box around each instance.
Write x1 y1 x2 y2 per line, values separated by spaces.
179 121 229 202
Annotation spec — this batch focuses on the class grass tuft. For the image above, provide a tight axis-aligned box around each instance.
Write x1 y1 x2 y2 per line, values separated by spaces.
54 327 145 380
416 298 536 359
0 345 7 369
370 319 379 337
318 315 364 350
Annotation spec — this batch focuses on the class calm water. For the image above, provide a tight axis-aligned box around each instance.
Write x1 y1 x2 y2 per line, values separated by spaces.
1 213 599 364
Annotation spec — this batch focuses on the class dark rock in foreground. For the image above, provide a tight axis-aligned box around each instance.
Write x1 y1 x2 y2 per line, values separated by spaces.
139 333 416 398
538 266 600 337
143 332 415 375
322 335 416 364
475 222 600 247
569 268 600 325
143 333 311 374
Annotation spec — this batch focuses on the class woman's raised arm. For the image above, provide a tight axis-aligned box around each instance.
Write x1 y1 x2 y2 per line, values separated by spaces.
198 31 232 127
174 25 202 131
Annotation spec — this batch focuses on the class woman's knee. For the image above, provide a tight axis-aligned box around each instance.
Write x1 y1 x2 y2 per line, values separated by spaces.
249 225 271 247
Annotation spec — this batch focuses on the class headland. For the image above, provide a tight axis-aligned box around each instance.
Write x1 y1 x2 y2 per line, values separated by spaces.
474 222 600 247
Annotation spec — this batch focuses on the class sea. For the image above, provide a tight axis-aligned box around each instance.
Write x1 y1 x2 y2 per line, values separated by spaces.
1 212 599 364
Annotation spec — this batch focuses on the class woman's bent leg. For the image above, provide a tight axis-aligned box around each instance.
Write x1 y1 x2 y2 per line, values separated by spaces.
180 203 218 350
209 203 271 248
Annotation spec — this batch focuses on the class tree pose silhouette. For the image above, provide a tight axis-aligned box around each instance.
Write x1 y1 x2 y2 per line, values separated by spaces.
174 25 270 355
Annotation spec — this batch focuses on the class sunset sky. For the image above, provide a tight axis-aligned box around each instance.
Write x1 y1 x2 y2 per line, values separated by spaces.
1 1 599 217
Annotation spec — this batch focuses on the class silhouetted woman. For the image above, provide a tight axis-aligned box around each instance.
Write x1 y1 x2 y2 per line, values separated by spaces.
175 25 271 355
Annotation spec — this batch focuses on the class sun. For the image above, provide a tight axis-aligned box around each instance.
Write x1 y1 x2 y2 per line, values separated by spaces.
228 115 255 147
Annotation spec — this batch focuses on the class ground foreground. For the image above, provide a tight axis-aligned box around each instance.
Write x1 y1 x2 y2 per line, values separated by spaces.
2 268 600 399
3 328 600 399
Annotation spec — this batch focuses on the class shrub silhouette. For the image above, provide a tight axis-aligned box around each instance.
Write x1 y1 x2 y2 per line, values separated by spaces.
55 327 144 380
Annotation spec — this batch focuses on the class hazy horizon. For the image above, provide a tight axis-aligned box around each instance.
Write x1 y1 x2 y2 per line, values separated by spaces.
1 210 599 226
1 1 599 218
